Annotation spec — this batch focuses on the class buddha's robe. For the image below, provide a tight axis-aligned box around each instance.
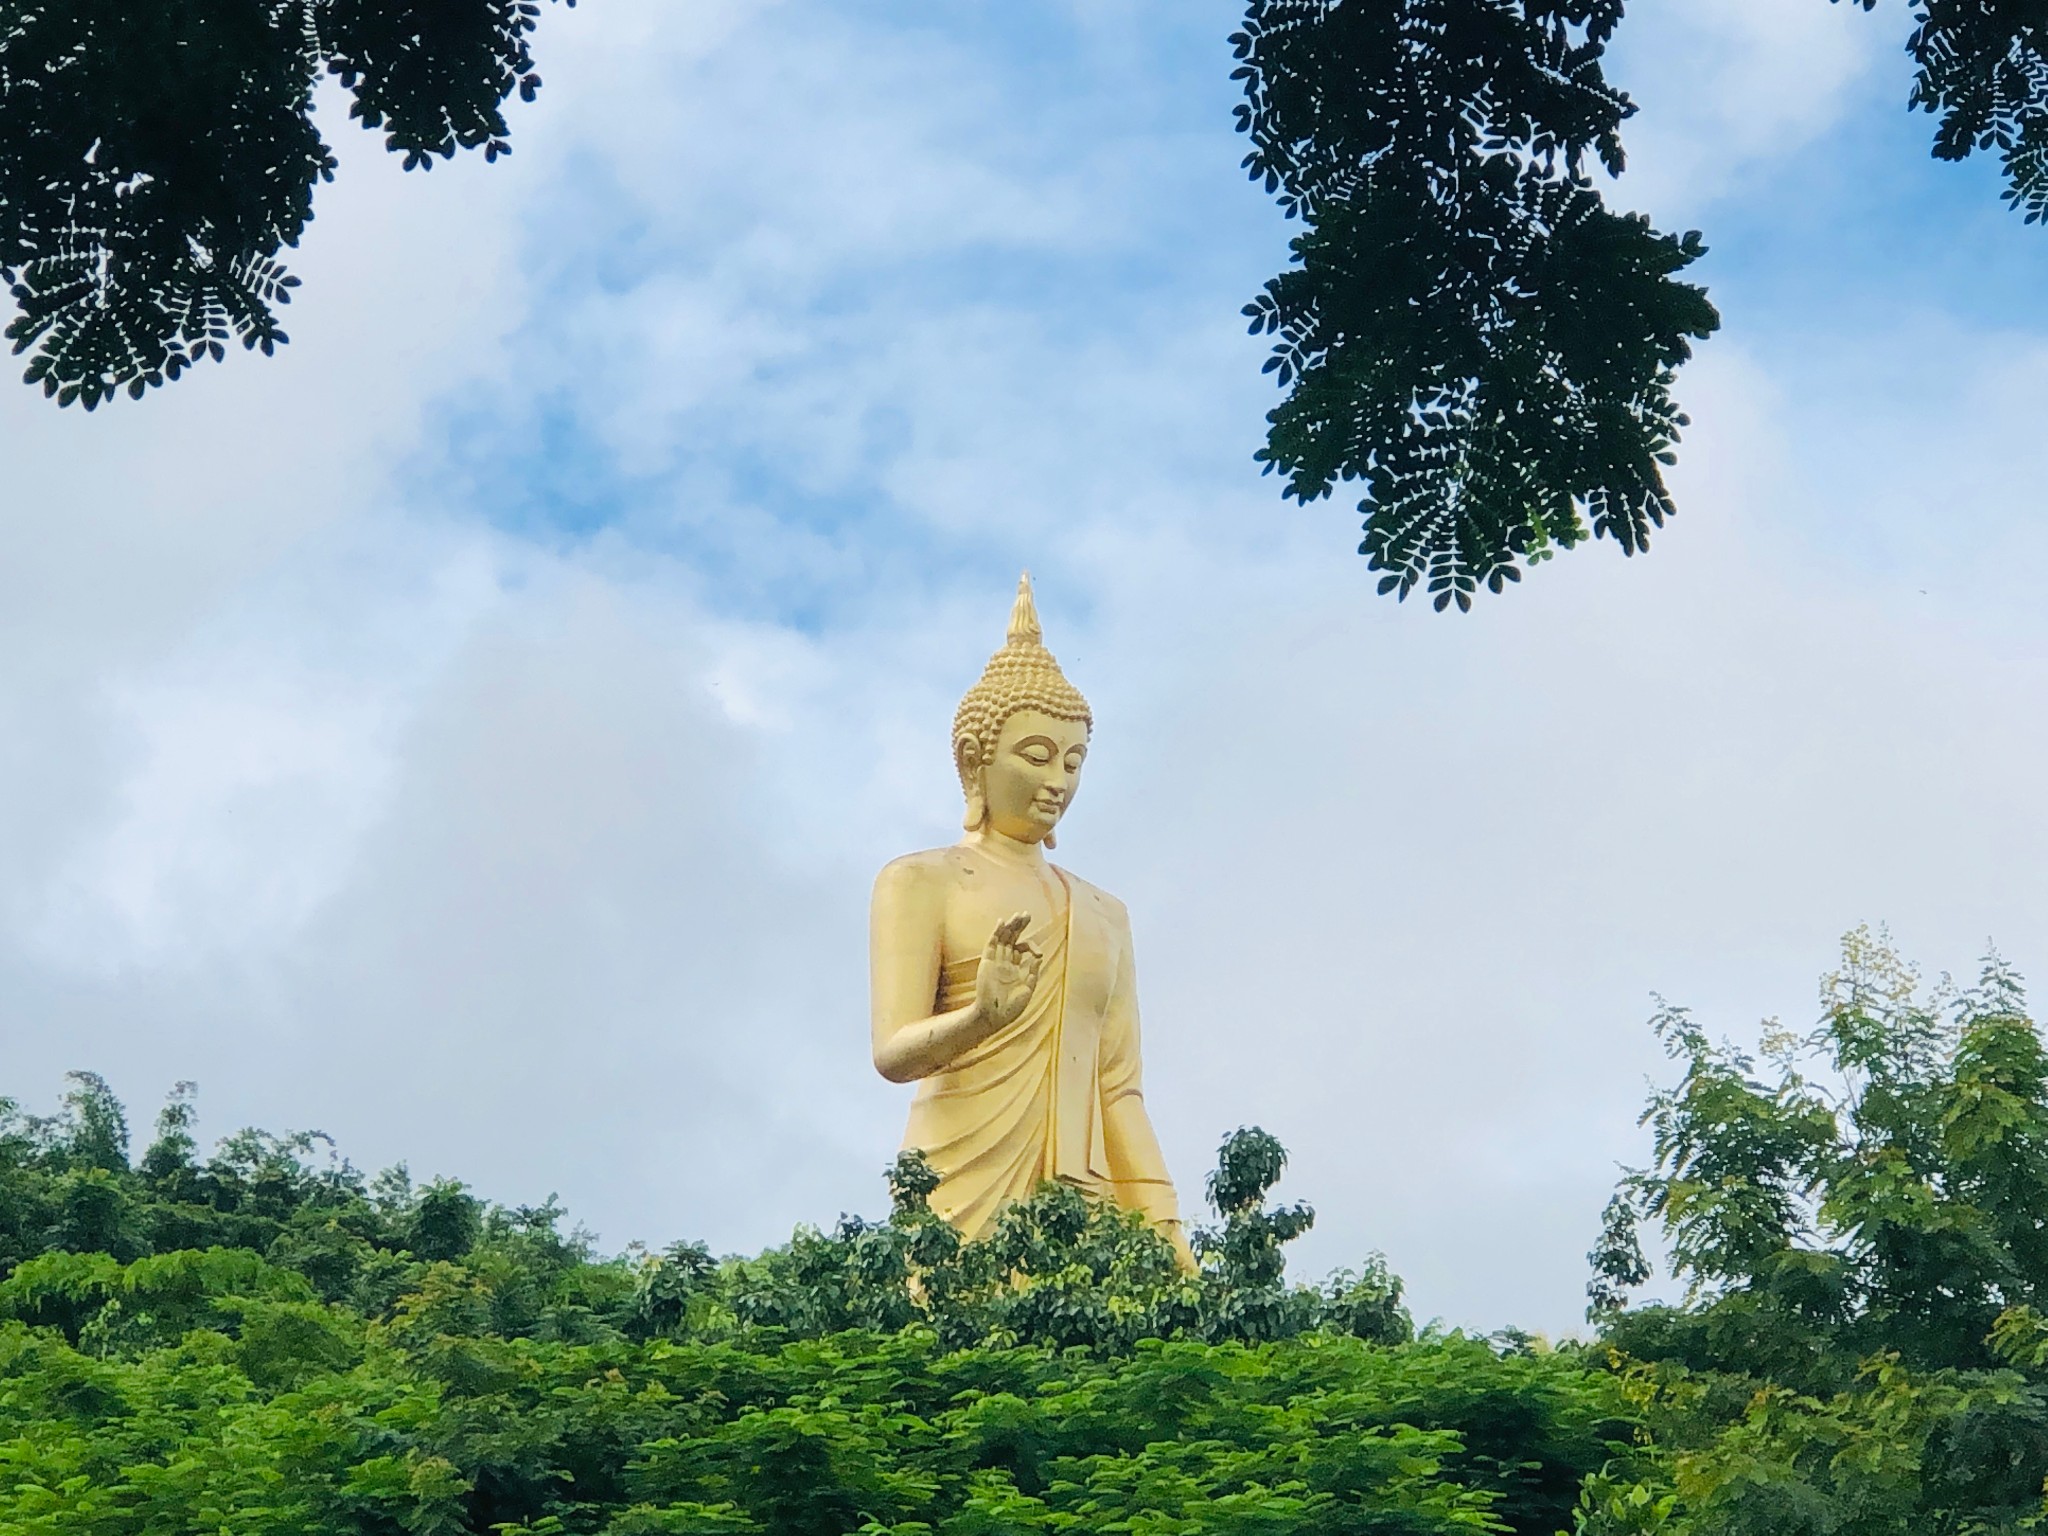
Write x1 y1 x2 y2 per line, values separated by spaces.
901 867 1184 1245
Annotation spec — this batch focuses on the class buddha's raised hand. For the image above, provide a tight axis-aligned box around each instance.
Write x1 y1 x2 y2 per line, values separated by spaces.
975 912 1042 1030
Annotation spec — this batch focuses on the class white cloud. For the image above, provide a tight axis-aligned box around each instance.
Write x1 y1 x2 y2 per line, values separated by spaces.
24 529 506 971
1606 0 1889 219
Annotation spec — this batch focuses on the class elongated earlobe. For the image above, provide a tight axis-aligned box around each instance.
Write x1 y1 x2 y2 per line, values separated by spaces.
958 740 987 832
1043 827 1057 851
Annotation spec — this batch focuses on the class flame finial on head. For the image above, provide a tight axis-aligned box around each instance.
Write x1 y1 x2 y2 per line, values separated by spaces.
952 572 1092 833
1007 571 1042 646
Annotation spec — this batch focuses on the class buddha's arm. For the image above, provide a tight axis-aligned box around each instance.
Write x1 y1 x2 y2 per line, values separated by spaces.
869 861 1026 1084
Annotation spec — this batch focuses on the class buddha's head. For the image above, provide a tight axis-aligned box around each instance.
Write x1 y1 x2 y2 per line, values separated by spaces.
953 574 1092 849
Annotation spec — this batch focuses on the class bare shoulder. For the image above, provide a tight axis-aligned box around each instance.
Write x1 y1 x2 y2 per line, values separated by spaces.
1054 865 1132 928
872 846 973 899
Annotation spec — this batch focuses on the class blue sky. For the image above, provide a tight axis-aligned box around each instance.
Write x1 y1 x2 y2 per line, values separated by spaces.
412 2 1294 624
7 0 2048 1334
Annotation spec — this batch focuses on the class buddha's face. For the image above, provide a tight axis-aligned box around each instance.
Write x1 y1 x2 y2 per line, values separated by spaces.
979 709 1088 844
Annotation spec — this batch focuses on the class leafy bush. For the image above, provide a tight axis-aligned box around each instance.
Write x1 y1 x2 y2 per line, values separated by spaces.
18 929 2048 1534
0 1079 1632 1535
1586 928 2048 1535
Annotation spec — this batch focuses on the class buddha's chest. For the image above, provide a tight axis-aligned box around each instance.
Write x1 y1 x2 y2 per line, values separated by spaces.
938 861 1066 968
937 860 1116 1025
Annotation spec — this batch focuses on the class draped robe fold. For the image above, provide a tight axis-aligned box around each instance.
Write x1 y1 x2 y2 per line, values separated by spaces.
901 867 1181 1241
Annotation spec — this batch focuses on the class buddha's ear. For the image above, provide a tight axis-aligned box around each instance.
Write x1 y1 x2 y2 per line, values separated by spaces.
958 737 987 831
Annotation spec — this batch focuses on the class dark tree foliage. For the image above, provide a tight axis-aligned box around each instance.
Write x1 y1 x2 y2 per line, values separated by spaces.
1236 3 2048 610
0 0 569 409
1848 0 2048 224
1233 0 1720 611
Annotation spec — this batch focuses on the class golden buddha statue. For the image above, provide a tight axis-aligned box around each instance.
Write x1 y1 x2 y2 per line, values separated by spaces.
869 574 1192 1265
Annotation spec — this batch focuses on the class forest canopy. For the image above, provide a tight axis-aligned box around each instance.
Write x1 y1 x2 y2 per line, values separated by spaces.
6 933 2048 1533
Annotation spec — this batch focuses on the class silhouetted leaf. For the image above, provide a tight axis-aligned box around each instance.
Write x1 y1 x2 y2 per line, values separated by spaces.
0 0 568 405
1235 0 1719 607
